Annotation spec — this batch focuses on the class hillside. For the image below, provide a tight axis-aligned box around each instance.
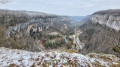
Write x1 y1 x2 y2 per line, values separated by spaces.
79 9 120 57
0 9 75 52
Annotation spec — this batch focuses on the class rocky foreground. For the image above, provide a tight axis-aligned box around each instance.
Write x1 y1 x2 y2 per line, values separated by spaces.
0 47 120 67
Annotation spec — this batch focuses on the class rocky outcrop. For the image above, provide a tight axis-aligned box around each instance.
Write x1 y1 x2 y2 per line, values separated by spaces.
91 9 120 31
0 47 120 67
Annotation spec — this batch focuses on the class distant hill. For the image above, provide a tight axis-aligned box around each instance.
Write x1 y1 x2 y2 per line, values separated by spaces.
70 16 86 21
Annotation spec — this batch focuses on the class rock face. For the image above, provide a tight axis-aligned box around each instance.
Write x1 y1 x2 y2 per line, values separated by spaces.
0 47 120 67
91 9 120 31
6 12 70 37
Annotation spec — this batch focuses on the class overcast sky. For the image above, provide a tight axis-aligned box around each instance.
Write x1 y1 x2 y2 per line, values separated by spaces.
0 0 120 16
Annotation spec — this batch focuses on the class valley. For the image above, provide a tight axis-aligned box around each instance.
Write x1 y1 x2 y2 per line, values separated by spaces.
0 9 120 67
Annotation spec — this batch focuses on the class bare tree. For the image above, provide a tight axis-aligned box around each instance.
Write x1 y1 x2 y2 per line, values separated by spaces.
0 0 10 4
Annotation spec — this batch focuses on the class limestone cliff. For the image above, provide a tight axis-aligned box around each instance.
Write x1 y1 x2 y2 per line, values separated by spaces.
91 9 120 31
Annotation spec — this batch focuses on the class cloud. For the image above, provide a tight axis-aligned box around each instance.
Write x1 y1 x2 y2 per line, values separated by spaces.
0 0 120 16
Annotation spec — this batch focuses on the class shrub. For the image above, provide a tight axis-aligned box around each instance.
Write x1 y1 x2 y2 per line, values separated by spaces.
88 54 94 58
86 29 96 36
113 45 120 53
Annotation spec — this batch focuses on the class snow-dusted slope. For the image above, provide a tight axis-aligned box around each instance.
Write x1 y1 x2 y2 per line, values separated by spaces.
0 47 119 67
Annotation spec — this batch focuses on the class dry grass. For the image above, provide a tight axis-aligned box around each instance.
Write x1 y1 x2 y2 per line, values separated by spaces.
52 48 77 53
9 64 19 67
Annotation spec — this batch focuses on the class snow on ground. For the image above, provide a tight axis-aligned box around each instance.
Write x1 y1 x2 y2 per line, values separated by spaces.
0 47 119 67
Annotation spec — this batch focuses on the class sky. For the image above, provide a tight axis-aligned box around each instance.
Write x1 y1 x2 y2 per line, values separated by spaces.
0 0 120 16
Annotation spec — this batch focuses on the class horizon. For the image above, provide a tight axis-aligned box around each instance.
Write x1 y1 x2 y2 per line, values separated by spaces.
0 0 120 16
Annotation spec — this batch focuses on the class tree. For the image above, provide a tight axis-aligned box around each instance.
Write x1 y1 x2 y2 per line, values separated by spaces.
0 0 10 4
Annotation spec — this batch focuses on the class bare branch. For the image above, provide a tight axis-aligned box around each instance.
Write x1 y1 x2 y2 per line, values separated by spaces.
0 0 10 4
